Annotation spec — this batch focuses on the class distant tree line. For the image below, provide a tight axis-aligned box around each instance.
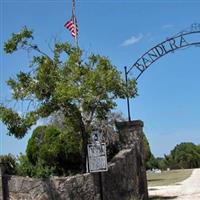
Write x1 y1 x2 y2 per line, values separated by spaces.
145 142 200 170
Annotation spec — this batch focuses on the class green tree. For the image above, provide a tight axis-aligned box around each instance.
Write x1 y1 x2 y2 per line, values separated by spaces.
165 142 200 169
0 154 17 175
0 27 137 172
146 154 159 170
142 133 152 165
50 111 124 161
25 125 81 176
16 153 55 178
155 157 167 170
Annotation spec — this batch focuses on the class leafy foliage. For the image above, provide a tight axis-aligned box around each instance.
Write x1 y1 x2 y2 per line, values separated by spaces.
26 125 82 176
51 111 123 162
165 142 200 169
146 142 200 170
1 27 137 172
4 26 33 53
0 154 17 175
1 27 137 139
16 154 55 178
142 133 152 164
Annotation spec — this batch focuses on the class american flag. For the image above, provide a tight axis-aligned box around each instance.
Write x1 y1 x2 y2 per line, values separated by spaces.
64 17 78 38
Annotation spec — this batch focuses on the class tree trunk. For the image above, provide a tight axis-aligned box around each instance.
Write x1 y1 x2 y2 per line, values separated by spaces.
64 104 89 173
79 116 88 173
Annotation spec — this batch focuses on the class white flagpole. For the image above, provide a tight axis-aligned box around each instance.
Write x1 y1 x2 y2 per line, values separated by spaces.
72 0 78 48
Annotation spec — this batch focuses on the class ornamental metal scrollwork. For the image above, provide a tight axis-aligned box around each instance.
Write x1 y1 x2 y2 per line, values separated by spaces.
124 24 200 121
126 23 200 80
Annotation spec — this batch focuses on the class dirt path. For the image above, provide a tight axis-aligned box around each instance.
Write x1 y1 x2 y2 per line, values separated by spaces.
148 168 200 200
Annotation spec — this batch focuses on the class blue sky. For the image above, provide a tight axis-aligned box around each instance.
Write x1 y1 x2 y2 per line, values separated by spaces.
1 0 200 157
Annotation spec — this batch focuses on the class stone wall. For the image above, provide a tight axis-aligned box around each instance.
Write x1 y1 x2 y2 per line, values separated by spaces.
0 159 5 200
4 173 100 200
1 120 148 200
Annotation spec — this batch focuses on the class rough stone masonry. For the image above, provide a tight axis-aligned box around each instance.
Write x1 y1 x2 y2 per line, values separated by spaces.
0 120 148 200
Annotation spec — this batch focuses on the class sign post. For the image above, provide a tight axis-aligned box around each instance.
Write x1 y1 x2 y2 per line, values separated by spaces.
87 131 108 200
87 143 108 173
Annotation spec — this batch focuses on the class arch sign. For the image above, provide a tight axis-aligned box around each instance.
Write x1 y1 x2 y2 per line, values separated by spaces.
127 23 200 80
124 23 200 121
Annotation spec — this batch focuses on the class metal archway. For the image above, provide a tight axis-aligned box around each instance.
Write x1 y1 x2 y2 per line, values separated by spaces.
125 23 200 121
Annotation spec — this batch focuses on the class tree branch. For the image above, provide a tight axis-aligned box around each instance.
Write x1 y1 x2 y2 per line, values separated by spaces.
29 44 53 61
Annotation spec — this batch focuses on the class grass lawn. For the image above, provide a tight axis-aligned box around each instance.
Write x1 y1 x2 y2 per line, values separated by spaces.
147 169 193 187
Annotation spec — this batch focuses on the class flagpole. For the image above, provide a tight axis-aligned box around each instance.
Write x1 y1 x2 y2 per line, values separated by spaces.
72 0 78 48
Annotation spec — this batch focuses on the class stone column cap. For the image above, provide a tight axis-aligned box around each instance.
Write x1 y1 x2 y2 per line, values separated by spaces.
116 120 144 129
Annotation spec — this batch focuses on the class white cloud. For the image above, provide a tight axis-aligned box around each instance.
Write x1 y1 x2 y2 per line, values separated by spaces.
162 24 174 29
121 33 143 46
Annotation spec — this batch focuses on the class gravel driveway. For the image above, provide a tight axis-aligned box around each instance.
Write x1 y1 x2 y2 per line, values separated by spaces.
148 168 200 200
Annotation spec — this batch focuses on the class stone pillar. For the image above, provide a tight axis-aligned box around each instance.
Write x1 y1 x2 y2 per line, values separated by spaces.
0 158 5 200
116 120 149 200
116 120 143 149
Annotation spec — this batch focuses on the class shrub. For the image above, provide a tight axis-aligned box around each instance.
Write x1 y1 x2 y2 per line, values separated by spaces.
16 153 55 178
0 154 17 175
26 125 82 176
